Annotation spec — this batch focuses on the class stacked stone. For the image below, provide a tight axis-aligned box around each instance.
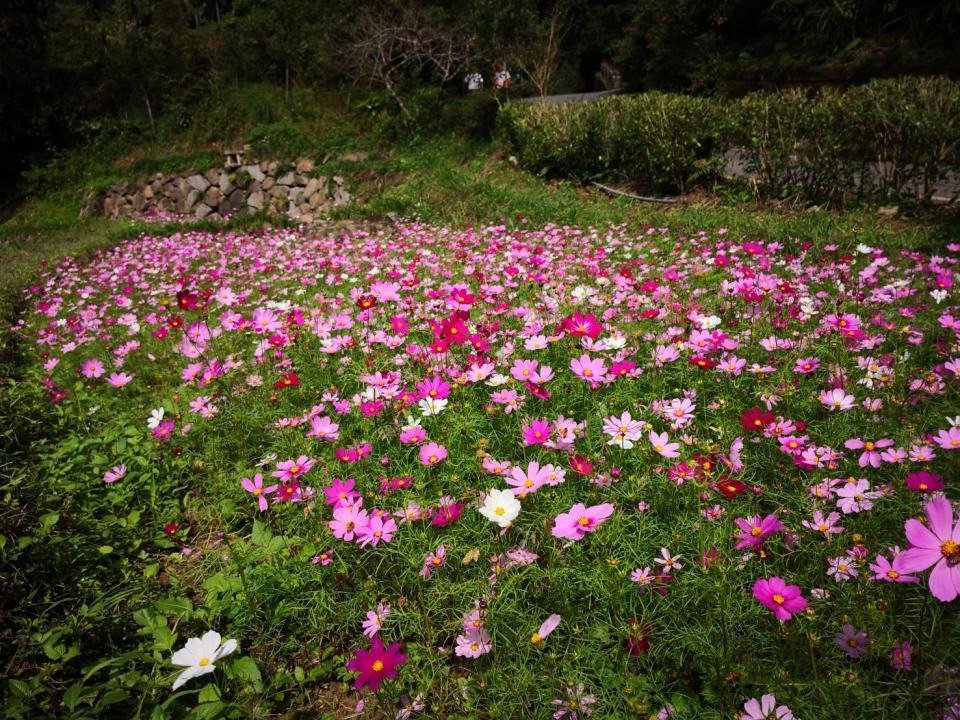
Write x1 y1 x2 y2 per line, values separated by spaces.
88 157 351 222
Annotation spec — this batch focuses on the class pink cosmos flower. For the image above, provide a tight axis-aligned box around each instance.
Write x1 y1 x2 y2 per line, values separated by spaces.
752 577 807 621
868 554 919 584
420 545 446 578
81 358 105 378
897 496 960 601
103 464 126 484
890 640 913 671
551 503 615 541
801 510 844 537
399 426 426 445
531 614 561 644
241 472 278 511
418 442 447 466
933 427 960 450
740 694 795 720
843 437 894 467
648 431 680 459
455 628 491 658
357 515 397 547
106 372 133 387
506 460 550 497
271 456 315 482
305 415 339 441
570 354 607 381
311 549 333 565
329 503 369 542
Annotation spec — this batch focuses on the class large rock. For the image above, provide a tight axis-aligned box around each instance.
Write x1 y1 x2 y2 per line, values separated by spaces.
187 174 210 192
195 203 213 219
262 176 275 192
228 189 245 212
303 177 321 198
218 171 234 195
277 171 297 186
203 186 223 206
295 157 315 173
247 190 264 210
204 168 220 184
184 189 199 211
243 164 265 182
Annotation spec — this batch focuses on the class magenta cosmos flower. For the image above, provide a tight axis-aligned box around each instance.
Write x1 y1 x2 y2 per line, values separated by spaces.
551 503 615 541
897 496 960 602
733 513 784 551
752 577 807 621
345 636 406 692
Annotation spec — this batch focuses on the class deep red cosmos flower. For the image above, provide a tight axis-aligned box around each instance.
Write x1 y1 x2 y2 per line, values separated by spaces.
274 372 300 389
717 477 748 499
739 407 774 432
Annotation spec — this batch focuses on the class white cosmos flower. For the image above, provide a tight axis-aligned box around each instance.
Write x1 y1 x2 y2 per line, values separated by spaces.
418 397 448 416
147 407 165 429
171 630 237 690
485 373 511 387
478 489 521 528
698 315 722 330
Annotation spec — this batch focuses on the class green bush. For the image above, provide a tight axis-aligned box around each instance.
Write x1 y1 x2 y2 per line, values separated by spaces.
499 77 960 205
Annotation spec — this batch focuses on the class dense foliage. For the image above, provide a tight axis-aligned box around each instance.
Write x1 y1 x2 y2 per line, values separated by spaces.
3 220 960 718
498 76 960 204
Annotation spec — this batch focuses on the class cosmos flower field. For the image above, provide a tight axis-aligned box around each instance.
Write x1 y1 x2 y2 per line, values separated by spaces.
14 221 960 719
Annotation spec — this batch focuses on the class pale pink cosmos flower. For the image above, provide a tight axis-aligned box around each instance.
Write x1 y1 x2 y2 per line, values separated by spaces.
654 548 682 573
362 603 391 637
106 371 133 387
81 358 105 378
531 614 561 644
455 628 491 658
505 461 550 497
740 694 795 720
103 464 126 484
844 437 894 467
820 388 855 411
648 431 680 459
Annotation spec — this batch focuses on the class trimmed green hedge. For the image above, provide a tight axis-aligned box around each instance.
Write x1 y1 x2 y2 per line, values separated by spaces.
497 77 960 205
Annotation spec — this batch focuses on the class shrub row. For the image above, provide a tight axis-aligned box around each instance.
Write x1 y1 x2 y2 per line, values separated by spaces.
497 77 960 205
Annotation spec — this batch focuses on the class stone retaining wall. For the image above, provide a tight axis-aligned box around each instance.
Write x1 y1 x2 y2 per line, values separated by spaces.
83 157 351 222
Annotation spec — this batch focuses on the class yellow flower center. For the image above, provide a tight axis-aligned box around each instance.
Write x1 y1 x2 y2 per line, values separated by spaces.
429 455 438 463
198 657 210 667
772 594 785 605
583 369 592 377
887 570 899 579
372 660 384 672
495 507 505 516
943 540 959 559
865 442 874 451
290 465 300 474
531 633 541 644
577 517 590 526
751 527 763 536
